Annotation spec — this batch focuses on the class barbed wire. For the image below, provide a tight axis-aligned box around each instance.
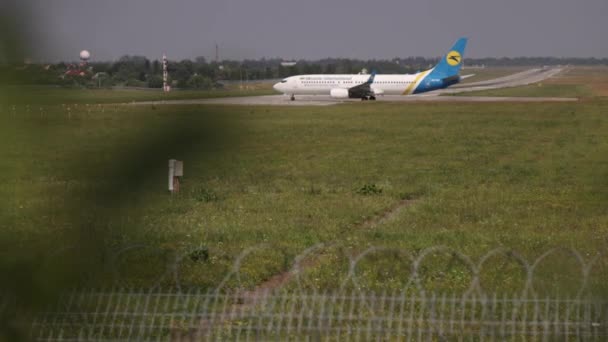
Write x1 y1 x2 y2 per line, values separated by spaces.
91 243 608 300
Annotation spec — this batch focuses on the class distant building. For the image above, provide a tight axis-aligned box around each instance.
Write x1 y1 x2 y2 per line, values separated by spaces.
63 50 92 78
64 63 90 77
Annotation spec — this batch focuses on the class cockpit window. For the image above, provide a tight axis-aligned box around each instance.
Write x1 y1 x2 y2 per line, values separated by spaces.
281 79 287 83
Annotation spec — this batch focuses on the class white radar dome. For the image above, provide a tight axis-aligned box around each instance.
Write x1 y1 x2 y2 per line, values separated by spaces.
80 50 91 60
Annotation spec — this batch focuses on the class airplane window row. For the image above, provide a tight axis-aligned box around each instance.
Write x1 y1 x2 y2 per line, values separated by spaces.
299 81 413 85
302 81 342 83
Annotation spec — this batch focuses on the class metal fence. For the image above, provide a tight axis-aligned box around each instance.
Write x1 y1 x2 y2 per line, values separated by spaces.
3 244 607 340
29 289 607 341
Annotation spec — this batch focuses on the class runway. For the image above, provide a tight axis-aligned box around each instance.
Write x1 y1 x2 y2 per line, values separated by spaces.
436 67 565 95
132 67 577 107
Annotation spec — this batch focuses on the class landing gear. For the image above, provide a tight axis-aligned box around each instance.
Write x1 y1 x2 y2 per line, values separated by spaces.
290 94 295 101
361 96 376 101
361 97 368 101
370 96 376 101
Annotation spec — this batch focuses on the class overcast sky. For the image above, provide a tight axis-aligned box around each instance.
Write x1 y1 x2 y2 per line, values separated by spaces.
17 0 608 62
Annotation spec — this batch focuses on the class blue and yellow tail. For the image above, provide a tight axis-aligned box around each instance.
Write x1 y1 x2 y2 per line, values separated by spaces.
412 37 468 94
434 37 468 77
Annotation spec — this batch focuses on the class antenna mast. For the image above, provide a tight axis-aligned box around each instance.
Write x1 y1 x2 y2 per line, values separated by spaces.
162 53 170 92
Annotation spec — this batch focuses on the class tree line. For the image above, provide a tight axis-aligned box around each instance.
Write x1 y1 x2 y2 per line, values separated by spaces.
2 55 607 89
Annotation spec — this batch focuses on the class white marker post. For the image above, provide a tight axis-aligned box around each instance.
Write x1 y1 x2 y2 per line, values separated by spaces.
168 159 183 193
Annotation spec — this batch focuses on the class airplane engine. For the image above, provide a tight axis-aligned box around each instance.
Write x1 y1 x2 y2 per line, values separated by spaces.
330 88 349 99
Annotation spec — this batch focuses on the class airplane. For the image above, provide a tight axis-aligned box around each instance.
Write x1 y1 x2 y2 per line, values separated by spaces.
273 37 469 101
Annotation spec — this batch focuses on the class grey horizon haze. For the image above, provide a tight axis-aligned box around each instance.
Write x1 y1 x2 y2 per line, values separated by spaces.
16 0 608 62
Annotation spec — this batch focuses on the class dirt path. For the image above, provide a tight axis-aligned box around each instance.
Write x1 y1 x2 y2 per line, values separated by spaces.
182 197 419 338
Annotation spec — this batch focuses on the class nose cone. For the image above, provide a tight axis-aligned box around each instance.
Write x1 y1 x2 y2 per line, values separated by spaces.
272 83 281 93
273 82 283 93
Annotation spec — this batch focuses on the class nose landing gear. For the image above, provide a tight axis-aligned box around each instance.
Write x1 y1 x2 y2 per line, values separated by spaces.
290 94 295 101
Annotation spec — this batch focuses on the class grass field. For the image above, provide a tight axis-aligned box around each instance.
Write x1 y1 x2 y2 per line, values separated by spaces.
546 66 608 97
0 83 275 105
2 91 608 295
454 83 592 98
453 67 608 99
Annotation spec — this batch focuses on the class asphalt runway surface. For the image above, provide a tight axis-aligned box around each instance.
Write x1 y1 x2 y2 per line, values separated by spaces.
436 67 564 95
132 67 577 106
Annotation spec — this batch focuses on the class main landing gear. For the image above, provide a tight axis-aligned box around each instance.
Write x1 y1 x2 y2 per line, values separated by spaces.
290 94 295 101
361 96 376 101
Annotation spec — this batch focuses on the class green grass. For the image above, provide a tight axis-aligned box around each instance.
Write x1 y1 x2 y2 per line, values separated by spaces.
0 85 275 105
452 83 591 98
2 99 608 294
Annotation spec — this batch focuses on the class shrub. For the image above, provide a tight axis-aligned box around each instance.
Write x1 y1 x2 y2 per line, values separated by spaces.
189 246 209 262
356 184 383 196
193 188 219 202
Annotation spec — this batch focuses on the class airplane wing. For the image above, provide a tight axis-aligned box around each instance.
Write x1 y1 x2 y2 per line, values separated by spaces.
347 72 376 98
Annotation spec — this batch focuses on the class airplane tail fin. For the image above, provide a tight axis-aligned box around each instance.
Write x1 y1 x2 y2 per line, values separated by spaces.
433 37 468 77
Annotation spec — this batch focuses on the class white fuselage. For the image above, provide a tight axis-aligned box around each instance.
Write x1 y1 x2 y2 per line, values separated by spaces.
273 37 469 99
273 70 433 96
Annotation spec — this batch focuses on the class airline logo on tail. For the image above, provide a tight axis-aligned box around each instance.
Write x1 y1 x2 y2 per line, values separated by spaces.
446 51 462 66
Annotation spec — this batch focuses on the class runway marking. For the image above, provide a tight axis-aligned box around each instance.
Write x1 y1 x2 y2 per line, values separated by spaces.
129 95 577 107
